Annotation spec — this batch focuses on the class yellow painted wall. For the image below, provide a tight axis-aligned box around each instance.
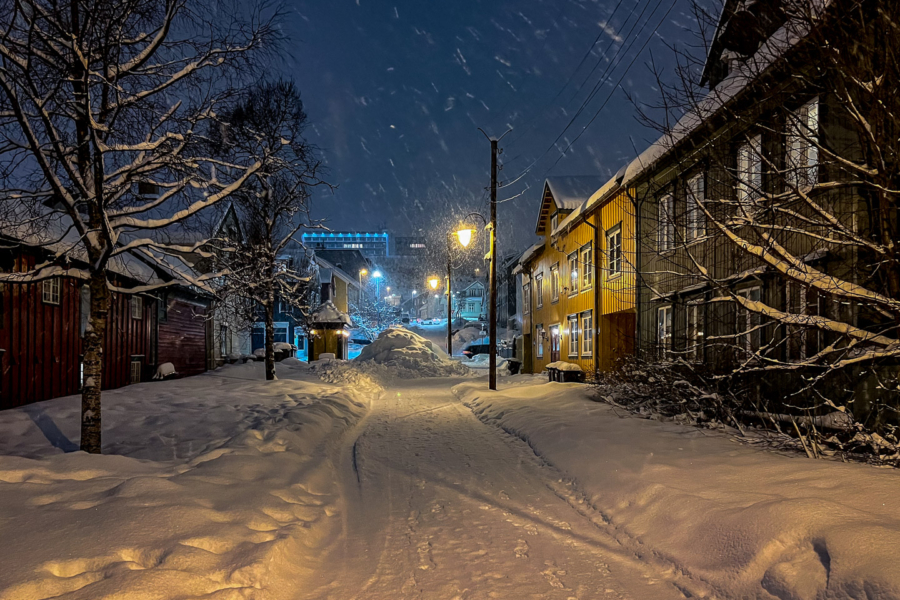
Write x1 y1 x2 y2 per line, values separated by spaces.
521 187 637 375
333 278 349 313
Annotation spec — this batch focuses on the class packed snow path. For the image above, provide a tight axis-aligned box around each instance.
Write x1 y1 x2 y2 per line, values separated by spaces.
307 378 697 599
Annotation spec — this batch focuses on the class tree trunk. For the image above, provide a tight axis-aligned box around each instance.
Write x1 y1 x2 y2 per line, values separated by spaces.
81 271 110 453
265 293 276 381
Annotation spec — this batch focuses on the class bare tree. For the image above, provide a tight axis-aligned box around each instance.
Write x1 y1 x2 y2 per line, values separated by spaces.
209 79 325 380
0 0 279 452
637 0 900 440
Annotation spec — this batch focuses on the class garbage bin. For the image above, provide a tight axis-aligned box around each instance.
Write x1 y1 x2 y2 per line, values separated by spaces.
546 367 559 382
507 359 522 375
559 370 585 383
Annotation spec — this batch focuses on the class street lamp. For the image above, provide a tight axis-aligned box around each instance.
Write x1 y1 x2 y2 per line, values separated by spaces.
428 276 440 290
451 212 497 390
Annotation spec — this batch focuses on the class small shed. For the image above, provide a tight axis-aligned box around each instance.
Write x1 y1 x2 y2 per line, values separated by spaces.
309 301 352 361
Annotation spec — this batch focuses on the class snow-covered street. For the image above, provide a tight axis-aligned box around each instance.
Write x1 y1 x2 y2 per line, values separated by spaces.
3 327 900 599
310 377 693 600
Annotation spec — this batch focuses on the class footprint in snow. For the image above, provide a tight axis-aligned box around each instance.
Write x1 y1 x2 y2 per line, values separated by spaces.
514 539 529 559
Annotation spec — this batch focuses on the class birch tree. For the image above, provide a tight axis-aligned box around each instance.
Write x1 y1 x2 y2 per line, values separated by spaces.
0 0 278 453
209 79 325 381
643 0 900 432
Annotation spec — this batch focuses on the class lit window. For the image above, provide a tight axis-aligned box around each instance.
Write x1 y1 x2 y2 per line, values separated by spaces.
686 174 706 241
581 311 593 356
658 195 675 252
535 324 544 358
131 296 142 319
607 225 622 276
568 252 578 295
567 315 579 357
42 278 60 305
786 98 819 187
580 244 593 289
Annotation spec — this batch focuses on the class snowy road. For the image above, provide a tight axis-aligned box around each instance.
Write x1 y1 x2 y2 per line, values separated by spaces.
305 378 696 600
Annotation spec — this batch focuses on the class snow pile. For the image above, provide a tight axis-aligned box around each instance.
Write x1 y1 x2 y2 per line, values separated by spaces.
460 353 510 375
152 362 177 379
453 378 900 599
355 328 470 378
0 362 371 599
273 342 294 352
280 357 308 368
453 323 487 348
308 358 384 392
544 361 583 372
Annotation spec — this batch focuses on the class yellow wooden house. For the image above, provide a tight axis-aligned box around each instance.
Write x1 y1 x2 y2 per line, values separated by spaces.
517 175 637 376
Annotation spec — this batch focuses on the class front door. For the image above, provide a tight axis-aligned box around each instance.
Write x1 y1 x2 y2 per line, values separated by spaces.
549 325 561 362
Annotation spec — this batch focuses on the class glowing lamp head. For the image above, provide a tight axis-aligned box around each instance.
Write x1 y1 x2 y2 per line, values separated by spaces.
455 227 476 248
372 270 383 279
359 269 368 276
428 277 440 290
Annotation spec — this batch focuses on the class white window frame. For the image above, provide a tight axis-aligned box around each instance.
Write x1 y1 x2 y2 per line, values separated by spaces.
657 305 673 358
658 194 675 252
567 314 579 357
607 224 622 277
535 273 544 309
686 173 706 241
686 302 704 362
42 278 61 305
130 295 142 319
580 243 593 290
736 286 762 355
273 321 290 344
535 324 544 358
523 282 532 315
568 252 579 296
785 280 808 362
550 213 559 232
550 264 560 303
737 134 763 208
130 357 142 384
581 311 593 357
786 97 819 187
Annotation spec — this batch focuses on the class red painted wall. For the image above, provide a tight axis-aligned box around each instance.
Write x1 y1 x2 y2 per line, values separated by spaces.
158 298 208 377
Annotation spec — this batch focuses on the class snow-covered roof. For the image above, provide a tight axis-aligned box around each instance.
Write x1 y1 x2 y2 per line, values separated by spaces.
310 300 352 325
551 174 623 239
535 177 608 235
544 177 608 210
513 242 544 275
620 14 809 190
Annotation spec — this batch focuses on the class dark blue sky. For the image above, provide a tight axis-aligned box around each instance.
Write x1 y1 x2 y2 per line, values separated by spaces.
284 0 696 254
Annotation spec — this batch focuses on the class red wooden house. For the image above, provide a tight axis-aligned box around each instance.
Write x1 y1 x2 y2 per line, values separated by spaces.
0 242 212 410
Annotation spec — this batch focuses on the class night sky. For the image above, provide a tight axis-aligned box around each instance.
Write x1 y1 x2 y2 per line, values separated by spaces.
284 0 695 254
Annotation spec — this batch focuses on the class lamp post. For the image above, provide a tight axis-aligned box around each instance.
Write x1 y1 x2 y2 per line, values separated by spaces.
451 212 496 388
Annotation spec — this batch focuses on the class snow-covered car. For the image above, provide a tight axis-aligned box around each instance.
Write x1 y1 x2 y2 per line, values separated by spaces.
461 343 490 359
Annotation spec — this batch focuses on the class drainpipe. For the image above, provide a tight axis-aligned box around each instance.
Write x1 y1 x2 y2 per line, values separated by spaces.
624 185 642 359
581 218 602 379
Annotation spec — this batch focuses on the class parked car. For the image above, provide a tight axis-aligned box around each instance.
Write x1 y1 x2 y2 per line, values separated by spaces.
462 343 490 359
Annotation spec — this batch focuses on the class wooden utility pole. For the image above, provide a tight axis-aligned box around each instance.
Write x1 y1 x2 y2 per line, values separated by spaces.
488 138 498 391
447 249 453 356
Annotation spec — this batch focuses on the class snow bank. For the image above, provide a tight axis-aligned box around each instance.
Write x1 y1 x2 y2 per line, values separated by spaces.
544 361 583 372
273 342 294 352
152 361 176 379
453 379 900 599
460 353 510 375
0 362 371 599
280 357 308 368
355 328 470 378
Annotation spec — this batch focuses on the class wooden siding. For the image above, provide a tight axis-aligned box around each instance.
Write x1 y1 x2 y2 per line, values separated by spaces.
101 288 156 391
521 186 638 375
158 298 208 378
0 268 81 408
